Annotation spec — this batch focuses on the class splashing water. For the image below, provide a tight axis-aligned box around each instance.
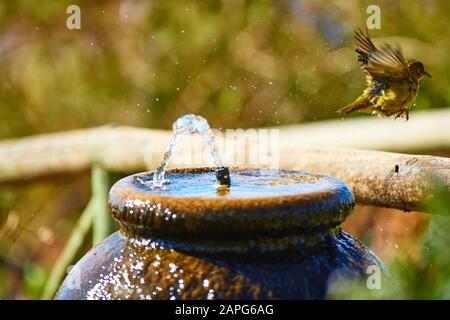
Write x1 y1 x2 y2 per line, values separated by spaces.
151 114 225 188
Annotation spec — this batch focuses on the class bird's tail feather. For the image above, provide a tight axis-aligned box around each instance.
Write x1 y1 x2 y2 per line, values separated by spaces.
337 97 371 115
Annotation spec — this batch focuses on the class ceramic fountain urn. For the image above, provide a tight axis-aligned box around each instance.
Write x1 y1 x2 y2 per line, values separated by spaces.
56 166 383 300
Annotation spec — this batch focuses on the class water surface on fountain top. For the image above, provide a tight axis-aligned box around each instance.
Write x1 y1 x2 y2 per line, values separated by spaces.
138 168 326 198
110 167 354 238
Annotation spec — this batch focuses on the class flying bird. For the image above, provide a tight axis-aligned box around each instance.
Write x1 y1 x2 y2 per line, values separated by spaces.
338 29 431 120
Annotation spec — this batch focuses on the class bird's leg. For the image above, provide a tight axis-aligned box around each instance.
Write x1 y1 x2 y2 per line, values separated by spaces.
396 110 409 121
394 110 405 121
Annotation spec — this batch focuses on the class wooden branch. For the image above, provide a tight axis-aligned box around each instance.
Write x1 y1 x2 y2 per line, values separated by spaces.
1 110 450 212
0 125 170 181
278 109 450 152
280 147 450 212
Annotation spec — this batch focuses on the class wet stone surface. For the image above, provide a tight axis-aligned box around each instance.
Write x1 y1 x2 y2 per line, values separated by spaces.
57 230 383 300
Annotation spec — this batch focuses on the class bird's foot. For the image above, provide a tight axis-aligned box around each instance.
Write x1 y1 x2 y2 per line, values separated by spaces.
394 110 409 121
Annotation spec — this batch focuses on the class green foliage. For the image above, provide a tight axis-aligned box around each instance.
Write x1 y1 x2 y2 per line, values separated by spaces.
91 164 111 246
23 262 47 299
330 181 450 299
0 0 449 139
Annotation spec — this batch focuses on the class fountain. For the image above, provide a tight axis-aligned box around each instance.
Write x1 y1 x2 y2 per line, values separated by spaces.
56 115 383 300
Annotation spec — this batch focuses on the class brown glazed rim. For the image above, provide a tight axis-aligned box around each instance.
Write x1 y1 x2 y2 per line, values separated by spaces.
109 167 354 239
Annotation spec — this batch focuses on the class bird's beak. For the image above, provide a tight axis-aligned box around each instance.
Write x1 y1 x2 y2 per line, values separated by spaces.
423 70 432 78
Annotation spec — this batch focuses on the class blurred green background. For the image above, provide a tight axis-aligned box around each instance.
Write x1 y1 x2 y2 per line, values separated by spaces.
0 0 449 299
1 0 449 139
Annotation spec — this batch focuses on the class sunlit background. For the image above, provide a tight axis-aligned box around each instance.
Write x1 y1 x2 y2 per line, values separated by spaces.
0 0 449 299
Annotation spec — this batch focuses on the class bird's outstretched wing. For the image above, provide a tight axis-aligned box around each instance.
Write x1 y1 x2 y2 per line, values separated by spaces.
354 28 407 77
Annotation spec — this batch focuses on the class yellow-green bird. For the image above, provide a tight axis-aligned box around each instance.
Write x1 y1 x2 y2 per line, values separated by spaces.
338 29 431 120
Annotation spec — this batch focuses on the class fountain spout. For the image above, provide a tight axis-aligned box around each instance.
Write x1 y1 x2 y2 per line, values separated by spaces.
215 166 231 187
151 114 230 188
